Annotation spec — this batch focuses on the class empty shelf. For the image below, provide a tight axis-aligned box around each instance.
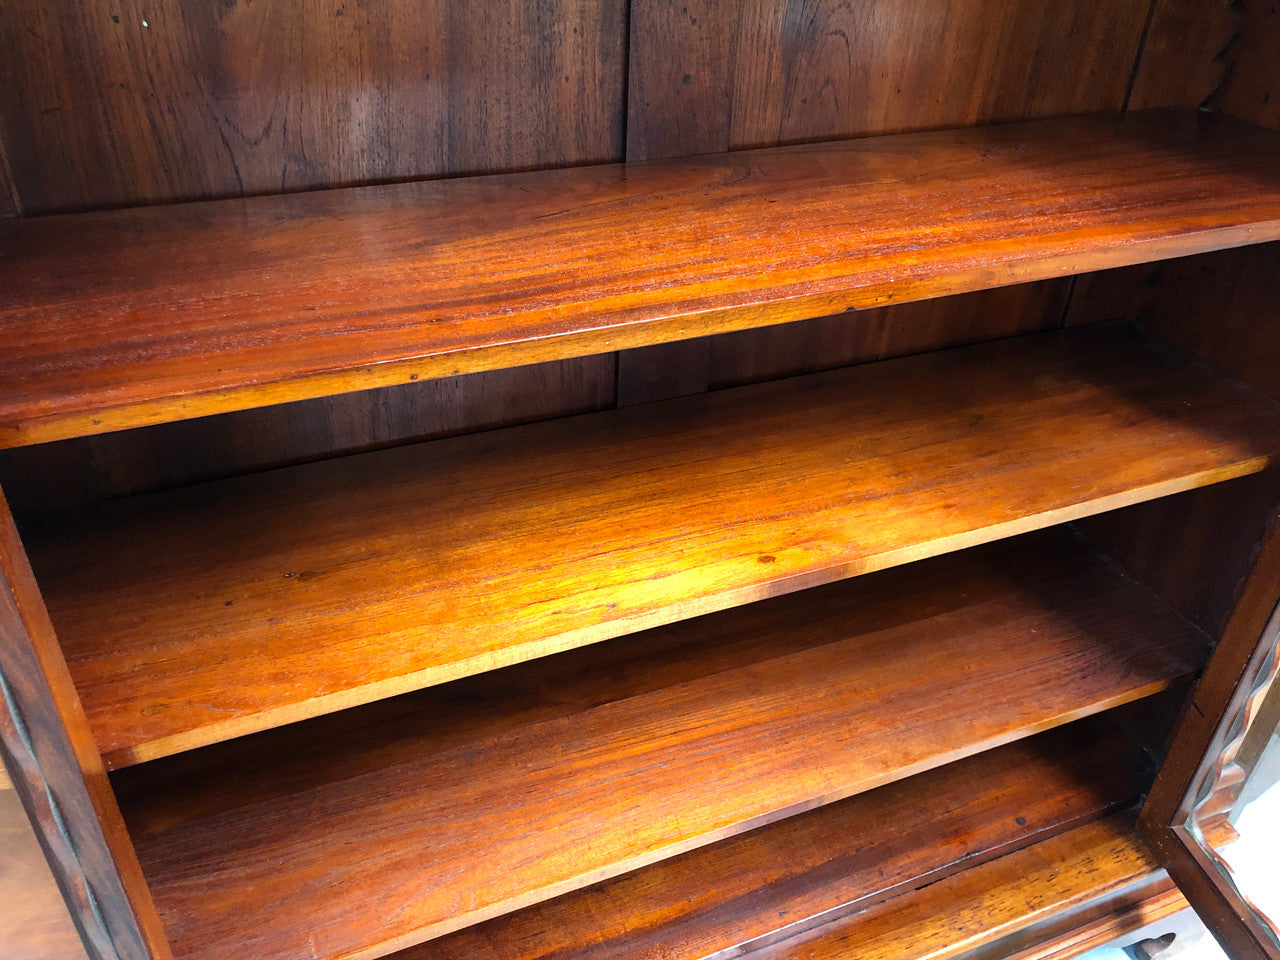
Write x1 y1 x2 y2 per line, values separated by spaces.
24 322 1279 764
3 111 1280 445
109 530 1199 960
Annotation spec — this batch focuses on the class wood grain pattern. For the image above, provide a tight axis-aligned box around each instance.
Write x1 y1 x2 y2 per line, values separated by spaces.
4 111 1280 446
742 814 1161 960
999 886 1188 960
0 789 89 960
0 0 626 214
0 491 171 959
110 531 1197 960
617 277 1070 406
385 717 1151 960
1221 0 1280 132
23 323 1277 766
1127 0 1241 113
1141 515 1280 960
0 354 617 515
625 0 1150 161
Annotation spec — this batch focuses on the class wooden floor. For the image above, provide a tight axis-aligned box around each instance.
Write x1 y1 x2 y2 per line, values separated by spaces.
24 322 1279 767
110 529 1199 960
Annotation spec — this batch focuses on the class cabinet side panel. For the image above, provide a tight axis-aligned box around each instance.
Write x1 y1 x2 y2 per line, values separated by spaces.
0 489 170 959
1067 242 1280 637
0 0 627 214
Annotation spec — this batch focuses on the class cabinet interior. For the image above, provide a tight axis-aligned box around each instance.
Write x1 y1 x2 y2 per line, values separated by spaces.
2 3 1279 959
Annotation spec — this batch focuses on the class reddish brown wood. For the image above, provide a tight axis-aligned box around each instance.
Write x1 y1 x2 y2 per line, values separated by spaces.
3 112 1280 446
0 131 18 219
617 278 1070 406
625 0 1151 161
1127 0 1241 113
20 323 1275 766
989 884 1186 960
0 0 627 214
1221 0 1280 132
110 530 1198 960
1141 515 1280 960
391 718 1151 960
0 354 617 515
1068 242 1280 401
0 490 171 959
739 814 1162 960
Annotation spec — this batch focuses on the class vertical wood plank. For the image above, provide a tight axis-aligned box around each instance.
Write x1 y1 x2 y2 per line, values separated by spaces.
0 0 627 213
1220 0 1280 131
0 489 171 958
621 0 1141 406
0 131 18 218
626 0 1151 162
1127 0 1242 112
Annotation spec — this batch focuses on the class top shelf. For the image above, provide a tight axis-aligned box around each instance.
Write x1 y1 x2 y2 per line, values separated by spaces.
3 110 1280 447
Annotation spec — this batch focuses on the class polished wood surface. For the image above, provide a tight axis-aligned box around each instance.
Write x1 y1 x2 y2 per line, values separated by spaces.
4 112 1280 446
111 531 1195 960
1000 886 1187 960
616 278 1071 406
0 354 617 515
0 491 171 959
21 323 1273 766
394 718 1150 960
625 0 1150 160
742 814 1160 960
0 0 627 214
1141 517 1280 960
1128 0 1240 114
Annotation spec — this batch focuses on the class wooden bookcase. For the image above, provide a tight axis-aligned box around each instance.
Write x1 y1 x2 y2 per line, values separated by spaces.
2 3 1279 960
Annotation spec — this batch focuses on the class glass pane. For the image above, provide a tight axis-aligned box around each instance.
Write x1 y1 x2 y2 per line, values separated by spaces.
0 756 89 960
1182 602 1280 950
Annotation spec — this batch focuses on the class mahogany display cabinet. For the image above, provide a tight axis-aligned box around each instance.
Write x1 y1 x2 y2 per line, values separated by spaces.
2 2 1280 958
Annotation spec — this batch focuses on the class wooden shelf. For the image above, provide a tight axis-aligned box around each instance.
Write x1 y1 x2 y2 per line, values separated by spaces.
24 322 1280 766
732 812 1164 960
2 110 1280 446
108 529 1201 960
394 717 1152 960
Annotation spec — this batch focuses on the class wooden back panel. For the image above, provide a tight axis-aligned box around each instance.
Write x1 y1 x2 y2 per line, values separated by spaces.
0 0 626 214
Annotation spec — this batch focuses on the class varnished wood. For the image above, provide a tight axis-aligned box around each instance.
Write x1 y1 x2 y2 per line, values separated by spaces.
997 885 1186 960
625 0 1151 161
0 354 617 515
0 0 626 214
617 278 1070 406
1141 515 1280 960
1221 0 1280 132
0 490 171 959
22 323 1275 765
0 788 88 960
110 531 1197 960
391 718 1152 960
740 814 1161 960
4 112 1280 446
1127 0 1240 113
